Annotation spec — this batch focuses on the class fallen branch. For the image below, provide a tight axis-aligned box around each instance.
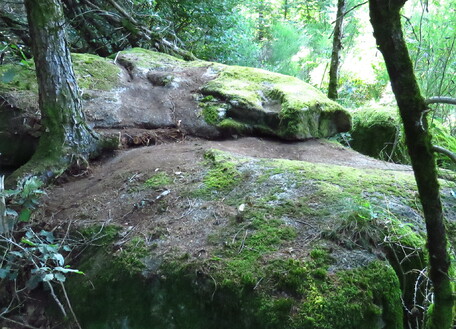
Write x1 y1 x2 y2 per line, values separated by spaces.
425 97 456 106
105 0 196 60
432 145 456 165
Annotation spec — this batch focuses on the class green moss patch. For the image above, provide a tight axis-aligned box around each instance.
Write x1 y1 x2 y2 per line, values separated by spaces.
117 47 189 71
349 106 407 163
190 150 245 199
0 54 121 93
295 261 402 329
72 53 121 91
0 62 38 93
350 106 456 170
201 66 337 111
144 172 172 189
199 65 351 139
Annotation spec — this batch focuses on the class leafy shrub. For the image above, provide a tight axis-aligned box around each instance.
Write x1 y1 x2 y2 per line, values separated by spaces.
0 175 83 325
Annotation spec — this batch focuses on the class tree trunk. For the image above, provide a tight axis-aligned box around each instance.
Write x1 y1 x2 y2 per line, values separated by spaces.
283 0 289 19
327 0 345 100
368 1 454 328
22 0 99 179
257 0 265 41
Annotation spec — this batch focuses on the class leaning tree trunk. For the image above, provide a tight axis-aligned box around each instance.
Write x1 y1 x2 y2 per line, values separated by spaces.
369 1 454 328
327 0 345 100
20 0 99 180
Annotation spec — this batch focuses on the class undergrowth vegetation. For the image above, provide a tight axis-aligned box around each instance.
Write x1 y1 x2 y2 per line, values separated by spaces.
0 176 85 327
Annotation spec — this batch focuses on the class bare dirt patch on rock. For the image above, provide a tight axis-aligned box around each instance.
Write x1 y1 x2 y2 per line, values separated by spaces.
38 136 412 262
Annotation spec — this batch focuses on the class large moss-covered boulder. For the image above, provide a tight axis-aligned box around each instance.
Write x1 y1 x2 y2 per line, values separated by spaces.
0 48 351 168
349 106 408 164
199 65 350 139
37 143 456 328
349 106 456 170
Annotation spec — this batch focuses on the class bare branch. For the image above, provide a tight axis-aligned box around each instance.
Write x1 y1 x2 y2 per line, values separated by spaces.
0 176 7 234
425 97 456 106
105 0 151 40
432 145 456 165
60 281 83 329
0 315 40 329
331 1 368 24
103 0 195 60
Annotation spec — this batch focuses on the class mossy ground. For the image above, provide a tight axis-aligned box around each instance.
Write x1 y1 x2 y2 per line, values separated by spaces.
59 148 456 329
144 171 172 189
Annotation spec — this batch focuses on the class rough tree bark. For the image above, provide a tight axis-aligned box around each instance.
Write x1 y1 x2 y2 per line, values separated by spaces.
368 1 454 328
17 0 100 182
328 0 346 100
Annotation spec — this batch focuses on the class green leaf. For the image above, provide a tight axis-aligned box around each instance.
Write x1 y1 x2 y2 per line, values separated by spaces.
18 208 32 222
43 273 54 282
20 59 31 67
54 272 66 282
1 189 19 197
9 251 23 258
0 267 11 279
20 238 36 246
39 230 55 243
5 209 18 217
53 253 65 266
31 266 49 274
